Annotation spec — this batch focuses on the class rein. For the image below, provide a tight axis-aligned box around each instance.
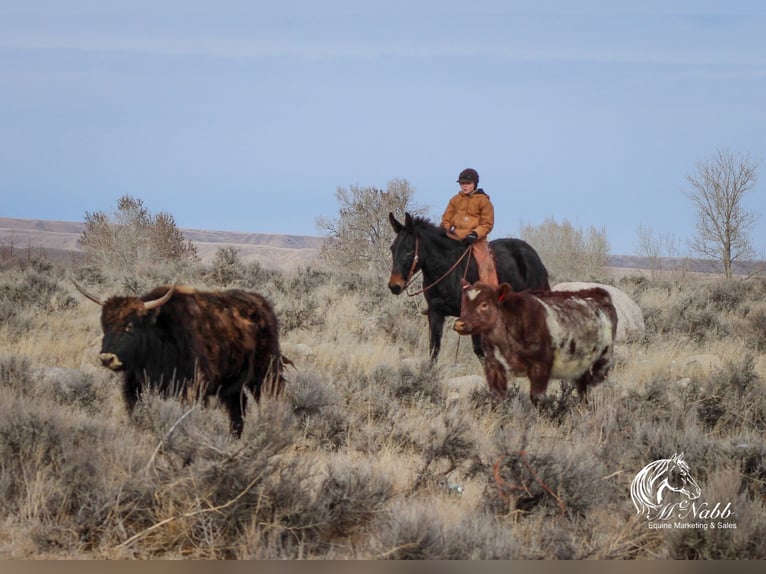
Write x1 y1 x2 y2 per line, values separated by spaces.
404 239 473 297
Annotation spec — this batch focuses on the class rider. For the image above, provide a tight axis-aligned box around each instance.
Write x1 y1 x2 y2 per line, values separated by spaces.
440 168 498 287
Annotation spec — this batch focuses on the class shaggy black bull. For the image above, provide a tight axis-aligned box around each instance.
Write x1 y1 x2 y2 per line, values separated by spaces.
388 212 550 361
74 282 289 437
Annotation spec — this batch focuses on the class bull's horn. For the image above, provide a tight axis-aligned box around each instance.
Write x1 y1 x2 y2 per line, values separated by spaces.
72 280 105 306
143 284 177 310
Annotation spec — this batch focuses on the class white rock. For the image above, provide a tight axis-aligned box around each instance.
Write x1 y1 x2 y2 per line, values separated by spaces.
552 282 645 343
446 375 485 391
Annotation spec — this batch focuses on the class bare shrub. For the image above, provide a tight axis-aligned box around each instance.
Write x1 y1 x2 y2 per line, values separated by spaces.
686 356 765 433
370 500 521 559
0 269 77 314
663 468 766 559
39 368 102 415
79 195 198 277
385 360 443 405
317 178 426 274
481 447 615 520
289 370 348 451
644 285 724 342
207 246 245 286
744 307 766 351
738 443 766 501
521 217 609 282
0 354 33 394
635 224 693 281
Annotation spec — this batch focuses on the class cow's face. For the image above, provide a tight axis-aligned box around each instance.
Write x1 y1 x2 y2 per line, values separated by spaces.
99 298 157 371
454 280 508 335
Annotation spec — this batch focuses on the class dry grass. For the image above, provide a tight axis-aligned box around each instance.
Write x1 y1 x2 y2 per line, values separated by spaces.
0 255 765 559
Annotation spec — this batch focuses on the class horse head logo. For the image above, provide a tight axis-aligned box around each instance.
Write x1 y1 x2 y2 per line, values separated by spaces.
631 453 702 520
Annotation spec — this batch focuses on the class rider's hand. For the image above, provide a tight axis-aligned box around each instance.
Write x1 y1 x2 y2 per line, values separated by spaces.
463 231 478 245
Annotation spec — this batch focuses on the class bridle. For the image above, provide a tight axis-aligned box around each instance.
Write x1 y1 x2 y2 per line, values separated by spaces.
402 235 473 297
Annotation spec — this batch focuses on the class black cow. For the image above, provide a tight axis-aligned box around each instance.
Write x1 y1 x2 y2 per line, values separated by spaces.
74 282 288 437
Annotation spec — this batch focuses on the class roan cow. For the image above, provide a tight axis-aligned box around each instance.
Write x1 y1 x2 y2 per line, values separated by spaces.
453 279 617 405
74 282 288 437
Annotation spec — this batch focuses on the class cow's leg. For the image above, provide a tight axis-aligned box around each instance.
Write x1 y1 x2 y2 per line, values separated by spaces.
483 354 508 400
576 347 613 402
123 373 141 415
574 375 590 403
527 363 551 407
427 312 445 362
222 387 247 439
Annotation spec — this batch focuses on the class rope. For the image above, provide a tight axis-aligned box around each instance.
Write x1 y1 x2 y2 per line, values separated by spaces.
405 246 473 297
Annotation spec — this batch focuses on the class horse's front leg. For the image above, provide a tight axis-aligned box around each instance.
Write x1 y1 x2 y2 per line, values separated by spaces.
470 333 485 359
426 312 445 363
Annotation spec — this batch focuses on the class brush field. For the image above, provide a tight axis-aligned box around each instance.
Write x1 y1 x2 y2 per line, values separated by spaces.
1 254 765 559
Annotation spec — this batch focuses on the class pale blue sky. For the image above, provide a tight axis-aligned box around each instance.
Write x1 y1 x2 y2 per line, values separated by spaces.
1 1 764 256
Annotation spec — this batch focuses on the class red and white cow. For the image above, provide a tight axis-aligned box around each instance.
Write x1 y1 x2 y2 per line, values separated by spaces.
453 279 618 405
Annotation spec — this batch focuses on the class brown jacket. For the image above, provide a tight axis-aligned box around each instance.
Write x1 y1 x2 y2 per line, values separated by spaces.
440 189 494 240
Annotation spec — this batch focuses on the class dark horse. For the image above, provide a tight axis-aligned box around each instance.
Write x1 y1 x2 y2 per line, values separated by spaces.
388 212 550 361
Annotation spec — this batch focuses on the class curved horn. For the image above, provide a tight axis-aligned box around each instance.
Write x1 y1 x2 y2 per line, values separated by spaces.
143 284 177 310
72 280 105 306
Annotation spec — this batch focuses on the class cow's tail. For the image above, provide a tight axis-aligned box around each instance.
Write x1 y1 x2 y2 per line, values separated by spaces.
264 354 293 398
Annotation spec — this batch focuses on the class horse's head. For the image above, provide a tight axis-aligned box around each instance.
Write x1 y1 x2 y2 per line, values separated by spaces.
631 453 702 518
388 212 419 295
662 453 702 501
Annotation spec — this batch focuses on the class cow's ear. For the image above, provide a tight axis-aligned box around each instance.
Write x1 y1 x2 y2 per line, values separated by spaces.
389 212 404 233
460 278 471 290
497 283 512 303
404 212 415 232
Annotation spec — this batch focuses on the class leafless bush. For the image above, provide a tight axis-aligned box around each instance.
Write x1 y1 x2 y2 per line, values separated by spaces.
317 178 427 274
521 217 609 282
481 447 615 520
0 354 33 395
289 370 347 451
370 500 521 559
79 195 198 277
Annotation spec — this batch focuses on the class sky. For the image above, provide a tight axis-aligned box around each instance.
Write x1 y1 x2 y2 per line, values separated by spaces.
1 1 765 256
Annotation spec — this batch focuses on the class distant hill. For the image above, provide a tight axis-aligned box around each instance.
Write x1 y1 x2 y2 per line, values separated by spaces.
1 216 762 277
0 217 323 270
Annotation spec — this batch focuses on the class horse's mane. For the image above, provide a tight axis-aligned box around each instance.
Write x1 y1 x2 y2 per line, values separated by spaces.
409 216 462 248
410 215 441 233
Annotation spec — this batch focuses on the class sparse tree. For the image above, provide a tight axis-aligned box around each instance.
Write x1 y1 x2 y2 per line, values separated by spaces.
635 225 689 281
684 149 760 279
521 218 610 282
209 246 245 286
317 178 427 273
79 195 198 275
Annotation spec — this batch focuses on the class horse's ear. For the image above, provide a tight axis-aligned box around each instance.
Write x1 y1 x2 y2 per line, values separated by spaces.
404 212 415 232
389 212 404 233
